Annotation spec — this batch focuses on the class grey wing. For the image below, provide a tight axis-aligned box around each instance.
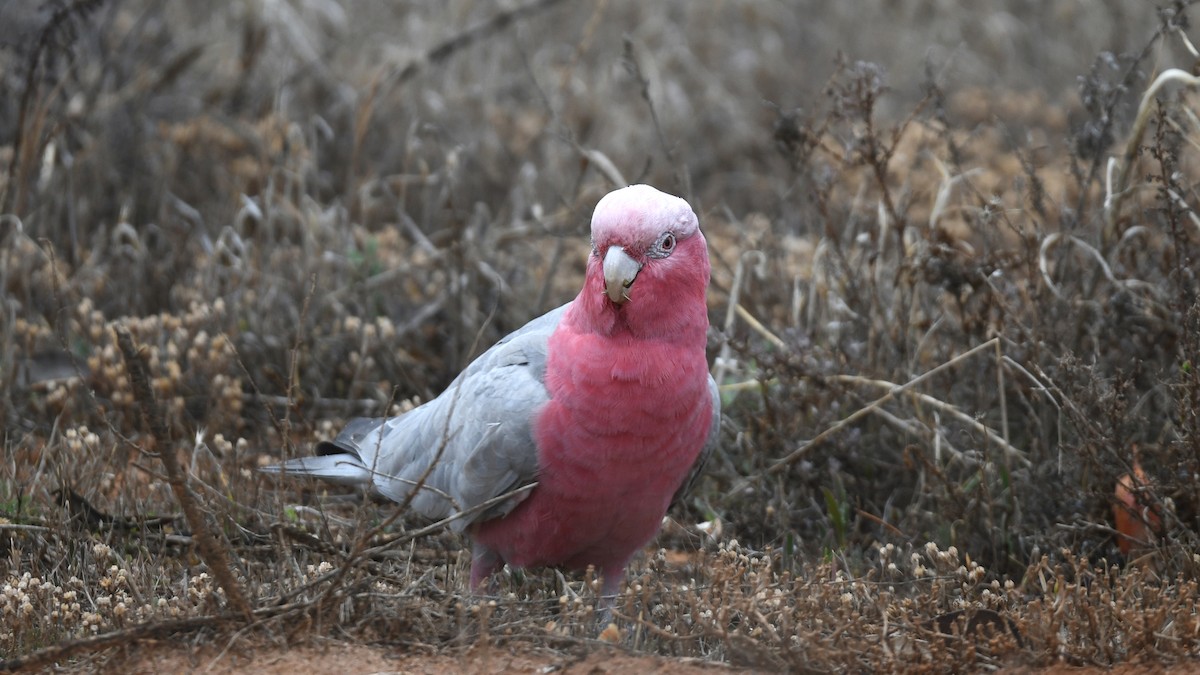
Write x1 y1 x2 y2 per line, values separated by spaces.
326 303 569 531
671 374 721 507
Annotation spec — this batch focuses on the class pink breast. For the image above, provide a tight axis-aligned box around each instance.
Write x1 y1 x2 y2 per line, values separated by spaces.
471 331 711 574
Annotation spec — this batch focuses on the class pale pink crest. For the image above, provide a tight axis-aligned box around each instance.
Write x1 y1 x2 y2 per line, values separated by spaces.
590 184 699 249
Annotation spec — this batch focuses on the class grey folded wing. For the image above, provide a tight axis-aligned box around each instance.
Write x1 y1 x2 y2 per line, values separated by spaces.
288 304 568 531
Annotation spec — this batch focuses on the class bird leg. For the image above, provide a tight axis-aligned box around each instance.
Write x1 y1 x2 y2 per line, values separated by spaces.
469 542 503 594
596 566 626 626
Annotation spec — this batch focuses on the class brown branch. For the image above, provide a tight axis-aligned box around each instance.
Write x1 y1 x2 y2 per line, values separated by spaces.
0 614 236 672
0 600 315 672
622 35 691 200
1 0 107 214
396 0 572 86
768 338 1002 473
115 326 254 621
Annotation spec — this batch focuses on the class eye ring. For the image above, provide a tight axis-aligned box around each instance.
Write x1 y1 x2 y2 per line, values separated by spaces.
648 232 677 259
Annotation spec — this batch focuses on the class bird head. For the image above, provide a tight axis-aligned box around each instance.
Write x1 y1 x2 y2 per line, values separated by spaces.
578 185 710 339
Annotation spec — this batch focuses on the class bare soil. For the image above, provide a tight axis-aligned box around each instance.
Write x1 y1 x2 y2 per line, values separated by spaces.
80 641 1200 674
111 642 748 675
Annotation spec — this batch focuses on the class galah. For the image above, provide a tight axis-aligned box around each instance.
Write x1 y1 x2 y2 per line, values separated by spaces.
262 184 719 599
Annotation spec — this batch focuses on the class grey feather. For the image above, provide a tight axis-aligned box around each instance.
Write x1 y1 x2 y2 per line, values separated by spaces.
262 303 568 531
264 300 722 529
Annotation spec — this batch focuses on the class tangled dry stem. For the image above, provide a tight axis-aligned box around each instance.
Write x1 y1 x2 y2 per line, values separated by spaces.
3 0 1200 671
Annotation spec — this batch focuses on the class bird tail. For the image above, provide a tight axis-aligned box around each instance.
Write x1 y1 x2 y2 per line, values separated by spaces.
259 453 372 486
260 417 389 487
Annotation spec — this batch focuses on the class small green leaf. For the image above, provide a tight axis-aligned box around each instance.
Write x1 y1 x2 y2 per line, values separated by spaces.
823 487 847 549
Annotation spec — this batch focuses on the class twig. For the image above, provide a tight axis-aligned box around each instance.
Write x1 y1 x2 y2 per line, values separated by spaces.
1038 232 1163 301
360 482 538 557
115 326 254 621
244 392 388 413
768 338 1001 473
735 304 786 351
376 0 572 107
829 373 1028 466
304 283 508 605
0 523 51 533
995 339 1009 454
284 275 318 446
0 614 237 672
1104 68 1200 244
866 403 965 464
1074 25 1162 235
1 0 107 214
855 508 907 538
0 600 313 673
713 251 765 386
622 35 691 200
719 377 778 393
577 146 627 187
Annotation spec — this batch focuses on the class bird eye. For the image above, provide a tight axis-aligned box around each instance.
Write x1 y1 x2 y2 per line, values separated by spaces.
650 232 676 258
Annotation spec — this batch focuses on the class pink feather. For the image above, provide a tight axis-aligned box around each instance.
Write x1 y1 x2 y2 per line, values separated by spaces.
471 185 714 594
265 185 717 600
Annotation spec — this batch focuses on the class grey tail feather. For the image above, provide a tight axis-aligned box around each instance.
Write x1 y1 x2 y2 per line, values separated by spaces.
259 453 372 486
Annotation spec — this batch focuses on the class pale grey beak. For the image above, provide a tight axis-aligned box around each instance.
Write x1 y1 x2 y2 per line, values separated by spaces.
603 245 642 304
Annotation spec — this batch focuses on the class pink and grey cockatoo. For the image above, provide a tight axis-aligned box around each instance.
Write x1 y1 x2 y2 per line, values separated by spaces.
262 184 719 598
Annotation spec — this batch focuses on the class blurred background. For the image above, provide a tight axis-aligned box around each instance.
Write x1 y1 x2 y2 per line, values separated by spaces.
3 0 1200 667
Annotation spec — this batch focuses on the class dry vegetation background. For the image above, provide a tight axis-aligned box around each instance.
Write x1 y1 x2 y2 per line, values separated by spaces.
3 0 1200 672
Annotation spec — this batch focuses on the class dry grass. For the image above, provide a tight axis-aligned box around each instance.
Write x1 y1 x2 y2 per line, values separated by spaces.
3 0 1200 672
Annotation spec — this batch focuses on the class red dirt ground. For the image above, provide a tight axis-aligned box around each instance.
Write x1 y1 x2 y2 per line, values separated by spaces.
94 641 1200 674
